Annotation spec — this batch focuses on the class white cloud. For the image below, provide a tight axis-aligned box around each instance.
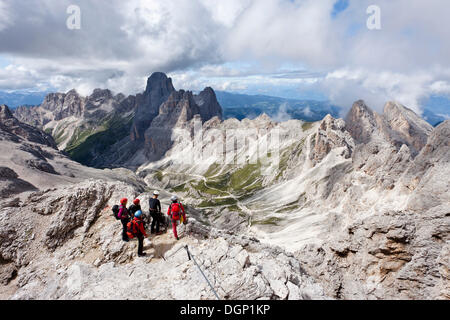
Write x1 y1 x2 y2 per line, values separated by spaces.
302 105 312 117
0 1 13 31
272 102 291 122
430 81 450 95
199 0 252 27
224 0 338 67
0 0 449 113
319 67 450 113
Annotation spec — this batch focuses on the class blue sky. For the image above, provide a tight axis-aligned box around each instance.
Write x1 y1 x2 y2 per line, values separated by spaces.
0 55 10 68
331 0 349 17
0 0 449 115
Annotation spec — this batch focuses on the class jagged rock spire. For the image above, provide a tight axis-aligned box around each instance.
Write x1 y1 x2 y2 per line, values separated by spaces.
131 72 176 141
0 104 14 120
194 87 223 122
345 100 379 144
144 72 175 95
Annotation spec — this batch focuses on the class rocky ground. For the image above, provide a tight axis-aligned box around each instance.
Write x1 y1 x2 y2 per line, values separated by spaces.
0 180 327 300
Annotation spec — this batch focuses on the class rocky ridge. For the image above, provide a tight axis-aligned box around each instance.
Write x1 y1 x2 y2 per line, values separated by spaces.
13 73 224 168
0 104 146 204
1 104 57 148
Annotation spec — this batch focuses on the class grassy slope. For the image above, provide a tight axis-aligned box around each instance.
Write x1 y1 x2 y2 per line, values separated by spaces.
64 114 134 166
168 135 310 209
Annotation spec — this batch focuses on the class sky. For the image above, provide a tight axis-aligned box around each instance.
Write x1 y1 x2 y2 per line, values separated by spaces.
0 0 449 115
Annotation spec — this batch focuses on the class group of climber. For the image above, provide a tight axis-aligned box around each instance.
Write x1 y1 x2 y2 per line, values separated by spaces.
113 191 187 257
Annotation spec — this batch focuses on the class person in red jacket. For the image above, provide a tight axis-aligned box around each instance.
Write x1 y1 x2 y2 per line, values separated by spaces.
118 198 130 242
127 210 148 257
167 195 186 240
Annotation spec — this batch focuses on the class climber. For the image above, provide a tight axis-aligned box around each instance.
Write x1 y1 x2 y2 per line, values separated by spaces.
128 199 141 218
167 195 187 240
127 210 148 257
149 190 163 235
118 198 130 242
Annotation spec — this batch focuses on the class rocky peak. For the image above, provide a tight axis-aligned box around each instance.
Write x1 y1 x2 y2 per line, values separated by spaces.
194 87 223 122
430 120 450 148
65 89 80 97
89 88 114 101
131 73 176 141
345 100 434 157
345 100 380 144
157 90 200 125
349 100 374 117
309 114 355 165
383 101 433 154
134 90 202 162
114 93 126 102
408 120 450 167
59 90 84 120
38 90 85 121
0 105 14 120
145 72 175 96
251 113 275 128
41 92 66 112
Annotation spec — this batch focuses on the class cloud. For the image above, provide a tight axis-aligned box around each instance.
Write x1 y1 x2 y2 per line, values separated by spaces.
0 0 448 114
430 81 450 96
223 0 339 67
0 1 14 31
317 67 450 114
302 105 312 117
0 0 227 94
272 102 291 122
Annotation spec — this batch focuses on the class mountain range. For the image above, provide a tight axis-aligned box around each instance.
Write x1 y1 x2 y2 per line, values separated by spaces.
13 73 222 168
4 88 448 127
216 91 341 122
0 91 48 109
1 72 449 300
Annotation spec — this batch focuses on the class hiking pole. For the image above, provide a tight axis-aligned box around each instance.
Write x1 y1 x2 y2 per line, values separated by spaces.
184 245 221 300
186 245 191 260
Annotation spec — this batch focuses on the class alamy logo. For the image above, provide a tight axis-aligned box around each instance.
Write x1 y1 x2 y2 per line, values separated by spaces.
66 5 81 30
367 5 381 30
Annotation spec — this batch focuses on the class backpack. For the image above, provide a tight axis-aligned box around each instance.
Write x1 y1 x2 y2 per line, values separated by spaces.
117 205 129 219
112 205 120 220
127 219 140 239
128 204 140 218
170 203 181 220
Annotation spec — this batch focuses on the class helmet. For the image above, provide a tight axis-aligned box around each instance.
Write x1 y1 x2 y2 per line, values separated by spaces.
153 190 160 195
120 198 128 205
170 195 178 202
135 210 143 218
133 199 140 205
